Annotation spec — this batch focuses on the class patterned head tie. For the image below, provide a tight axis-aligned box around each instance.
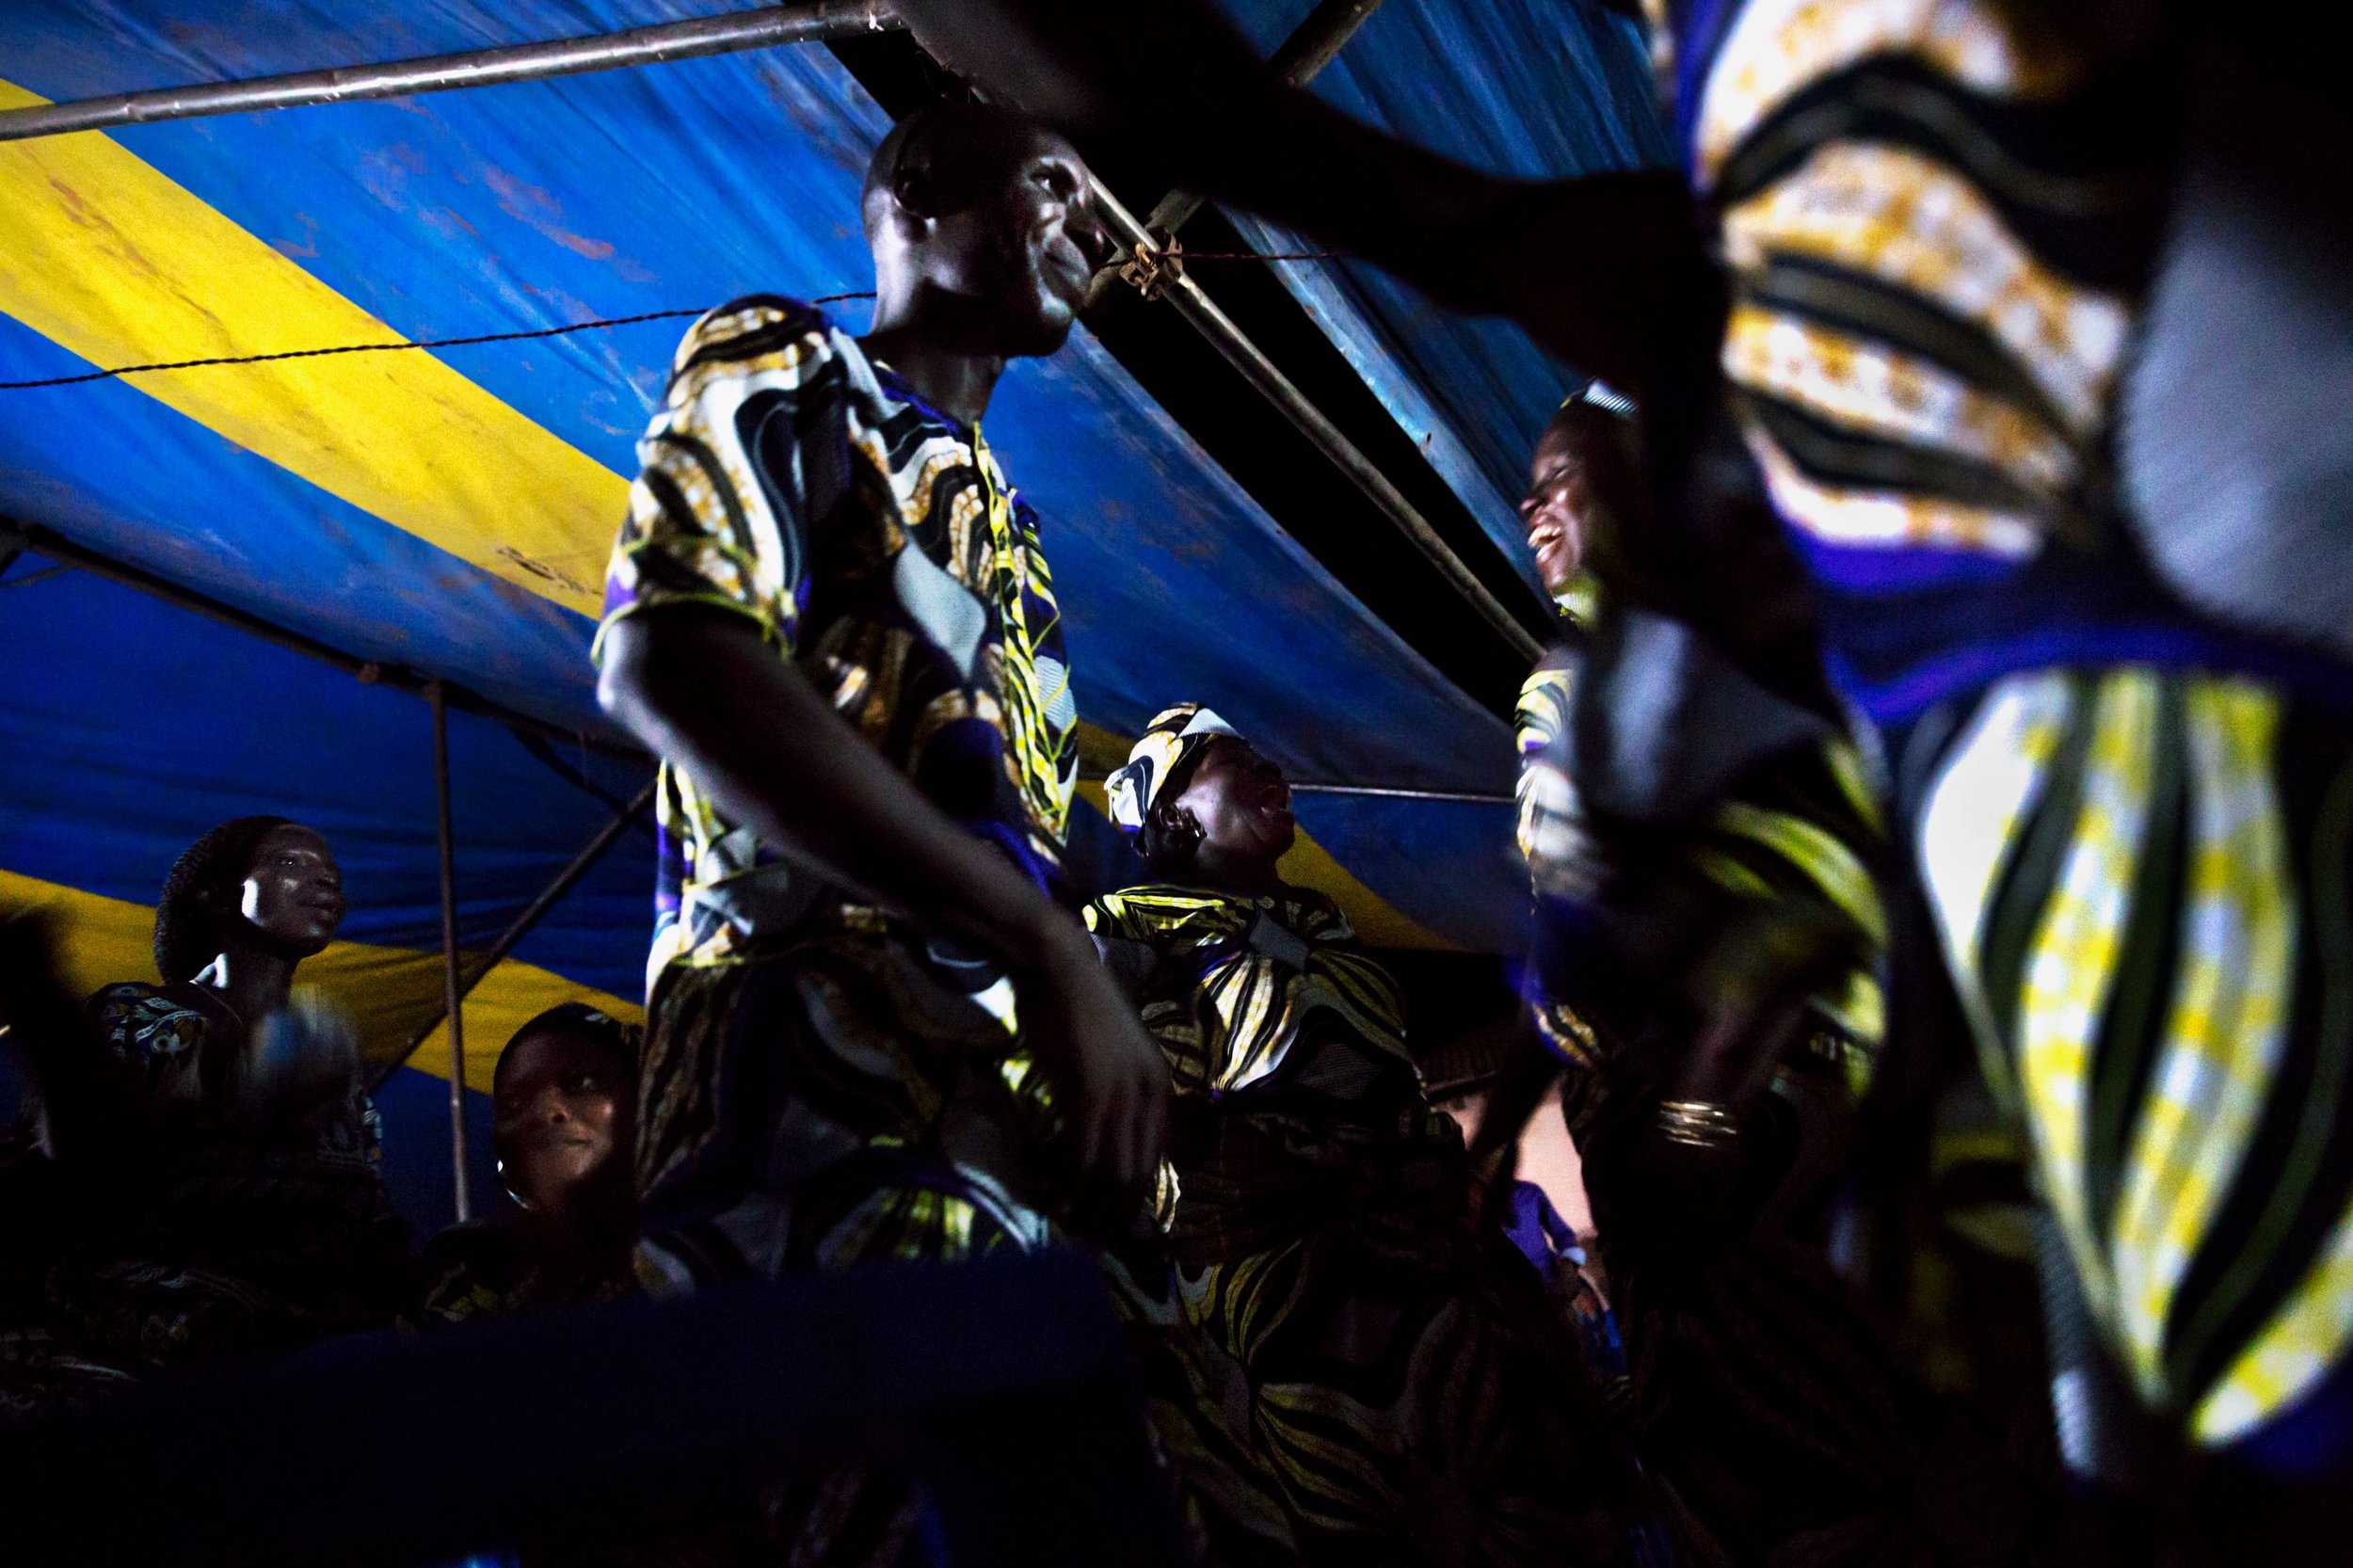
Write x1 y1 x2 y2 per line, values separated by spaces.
1105 703 1240 836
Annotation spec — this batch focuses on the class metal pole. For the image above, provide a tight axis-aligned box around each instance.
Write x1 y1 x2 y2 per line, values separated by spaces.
429 680 472 1224
1069 0 1546 664
1080 771 1508 804
0 1 901 143
1142 0 1387 239
1089 178 1545 664
1288 783 1511 803
389 779 657 1081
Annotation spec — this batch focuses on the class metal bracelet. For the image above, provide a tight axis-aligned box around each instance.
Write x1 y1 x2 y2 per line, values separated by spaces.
1654 1098 1739 1148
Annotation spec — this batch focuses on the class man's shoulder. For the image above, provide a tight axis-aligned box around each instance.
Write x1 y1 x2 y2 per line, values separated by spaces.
670 294 849 376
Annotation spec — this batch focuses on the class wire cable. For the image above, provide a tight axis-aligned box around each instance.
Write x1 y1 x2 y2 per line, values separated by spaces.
0 253 1344 392
0 296 872 392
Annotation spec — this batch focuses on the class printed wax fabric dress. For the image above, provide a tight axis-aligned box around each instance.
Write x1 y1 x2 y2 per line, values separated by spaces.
1085 883 1646 1568
414 1222 636 1324
1514 637 1885 1141
1513 651 2002 1567
1649 0 2353 1450
0 982 407 1423
595 296 1081 1564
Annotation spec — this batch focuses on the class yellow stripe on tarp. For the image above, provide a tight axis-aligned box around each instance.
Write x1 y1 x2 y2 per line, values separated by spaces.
0 109 1457 954
0 81 624 616
1 870 639 1097
1071 765 1452 951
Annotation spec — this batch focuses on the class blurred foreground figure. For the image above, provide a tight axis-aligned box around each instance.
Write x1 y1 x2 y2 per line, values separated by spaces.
910 0 2353 1499
0 817 406 1422
1511 399 2066 1567
595 103 1179 1564
1633 0 2353 1516
882 9 2352 1496
1090 706 1665 1567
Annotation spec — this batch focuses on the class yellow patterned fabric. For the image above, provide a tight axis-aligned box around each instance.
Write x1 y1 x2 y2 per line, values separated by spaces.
1086 884 1441 1269
1648 0 2258 736
1698 0 2135 564
1919 666 2353 1443
1718 141 2129 557
1514 654 1585 901
597 295 1079 984
1689 0 2080 183
1086 885 1411 1098
1085 883 1651 1565
598 296 1095 1566
1515 648 1886 1107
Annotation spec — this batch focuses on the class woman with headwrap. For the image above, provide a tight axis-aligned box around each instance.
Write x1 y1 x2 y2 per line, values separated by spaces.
1087 705 1665 1568
1513 389 1885 1163
0 817 408 1423
1504 399 2072 1568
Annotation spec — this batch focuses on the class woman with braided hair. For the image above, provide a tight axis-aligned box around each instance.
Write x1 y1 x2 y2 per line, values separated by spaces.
0 817 408 1424
84 815 371 1151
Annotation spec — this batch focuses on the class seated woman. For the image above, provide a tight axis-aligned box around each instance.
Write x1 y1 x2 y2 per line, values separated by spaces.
419 1003 638 1321
3 816 408 1420
84 815 373 1151
1088 706 1654 1568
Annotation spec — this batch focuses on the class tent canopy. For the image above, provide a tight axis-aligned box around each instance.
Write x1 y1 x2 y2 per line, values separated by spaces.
0 1 1664 1220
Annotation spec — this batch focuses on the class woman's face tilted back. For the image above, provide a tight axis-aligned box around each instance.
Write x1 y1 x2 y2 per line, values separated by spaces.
1168 736 1298 876
1522 420 1597 599
233 824 345 958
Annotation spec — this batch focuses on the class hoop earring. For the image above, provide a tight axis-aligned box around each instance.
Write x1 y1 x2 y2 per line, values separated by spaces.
495 1157 536 1212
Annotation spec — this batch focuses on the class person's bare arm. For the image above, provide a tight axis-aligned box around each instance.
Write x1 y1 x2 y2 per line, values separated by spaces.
598 606 1167 1192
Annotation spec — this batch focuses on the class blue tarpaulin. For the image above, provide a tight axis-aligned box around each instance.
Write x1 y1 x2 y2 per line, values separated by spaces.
0 0 1659 1222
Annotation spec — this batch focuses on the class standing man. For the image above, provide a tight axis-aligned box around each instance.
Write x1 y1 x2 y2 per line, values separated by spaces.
595 102 1168 1564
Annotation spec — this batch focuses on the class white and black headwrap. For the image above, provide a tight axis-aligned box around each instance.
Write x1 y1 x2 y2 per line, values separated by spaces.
1103 703 1239 837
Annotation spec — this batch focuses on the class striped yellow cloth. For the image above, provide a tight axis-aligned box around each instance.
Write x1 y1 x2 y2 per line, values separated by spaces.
1920 665 2353 1442
1515 650 1886 1104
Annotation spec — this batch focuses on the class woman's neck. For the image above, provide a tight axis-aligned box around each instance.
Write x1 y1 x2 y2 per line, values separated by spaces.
197 943 296 1030
1174 849 1286 901
519 1186 633 1288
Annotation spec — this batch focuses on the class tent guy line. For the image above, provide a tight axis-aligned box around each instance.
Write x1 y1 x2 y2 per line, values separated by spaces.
0 257 1342 393
0 300 857 392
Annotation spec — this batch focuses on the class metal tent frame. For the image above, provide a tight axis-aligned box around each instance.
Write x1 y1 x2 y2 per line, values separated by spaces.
0 0 1542 659
2 0 1526 1214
